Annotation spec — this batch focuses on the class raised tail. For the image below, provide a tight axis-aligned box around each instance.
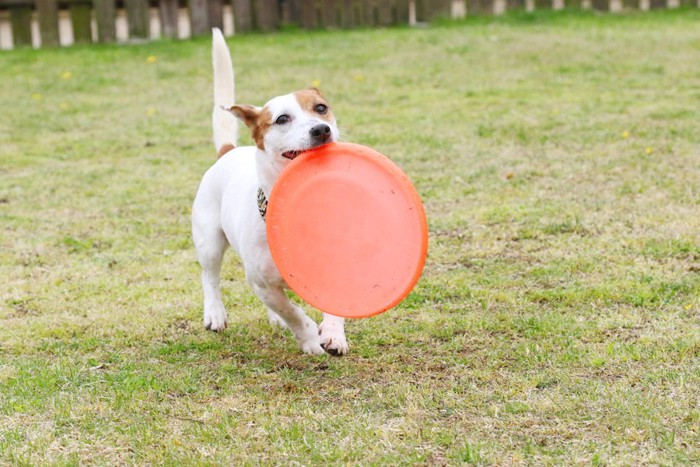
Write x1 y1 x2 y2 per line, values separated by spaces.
211 28 237 157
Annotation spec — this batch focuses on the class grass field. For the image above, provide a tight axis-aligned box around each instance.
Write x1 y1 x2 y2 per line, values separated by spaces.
2 8 699 465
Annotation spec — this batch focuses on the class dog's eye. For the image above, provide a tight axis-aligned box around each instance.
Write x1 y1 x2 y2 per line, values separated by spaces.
314 104 328 114
275 114 291 125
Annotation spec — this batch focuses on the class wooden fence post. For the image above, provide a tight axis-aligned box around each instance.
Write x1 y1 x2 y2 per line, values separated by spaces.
94 0 116 42
414 0 427 20
386 0 396 22
208 0 224 31
159 0 179 38
339 0 353 26
507 0 525 10
426 0 450 18
189 0 209 36
351 0 363 25
298 0 316 28
363 0 379 26
322 0 338 27
70 0 93 43
9 3 33 47
374 0 394 26
395 0 409 23
125 0 150 39
282 0 301 25
232 0 253 32
255 0 280 31
36 0 59 46
467 0 488 14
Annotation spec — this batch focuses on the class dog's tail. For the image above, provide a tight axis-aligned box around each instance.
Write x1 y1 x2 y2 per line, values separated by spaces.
212 28 237 157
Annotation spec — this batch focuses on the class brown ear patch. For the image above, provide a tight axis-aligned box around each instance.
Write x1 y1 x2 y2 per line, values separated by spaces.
294 89 335 123
251 107 272 150
229 105 259 129
228 105 271 150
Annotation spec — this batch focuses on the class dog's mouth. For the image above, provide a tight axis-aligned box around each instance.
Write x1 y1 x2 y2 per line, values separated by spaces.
281 150 304 160
282 142 335 160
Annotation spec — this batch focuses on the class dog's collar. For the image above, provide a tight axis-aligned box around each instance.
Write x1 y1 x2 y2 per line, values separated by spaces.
257 187 268 221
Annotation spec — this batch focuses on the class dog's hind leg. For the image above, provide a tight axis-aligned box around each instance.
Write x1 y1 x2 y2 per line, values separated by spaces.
252 283 324 355
192 206 229 332
198 236 229 332
266 308 289 329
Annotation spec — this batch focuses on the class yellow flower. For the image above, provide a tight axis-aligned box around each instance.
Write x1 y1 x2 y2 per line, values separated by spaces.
32 93 43 101
311 79 321 88
147 55 157 64
353 74 365 82
60 102 69 110
61 71 73 80
622 131 630 139
645 147 653 155
146 107 157 117
685 304 693 311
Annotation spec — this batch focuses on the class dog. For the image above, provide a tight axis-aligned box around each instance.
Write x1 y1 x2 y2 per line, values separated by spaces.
191 29 349 356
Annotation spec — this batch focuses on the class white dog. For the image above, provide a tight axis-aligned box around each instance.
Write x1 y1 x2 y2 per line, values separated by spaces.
191 29 349 356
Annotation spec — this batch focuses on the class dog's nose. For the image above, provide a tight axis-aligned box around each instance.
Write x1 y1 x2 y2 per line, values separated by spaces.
310 124 332 143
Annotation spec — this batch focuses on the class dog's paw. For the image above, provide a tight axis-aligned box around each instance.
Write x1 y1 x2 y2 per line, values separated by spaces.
319 322 349 356
204 306 228 332
300 341 326 356
320 336 349 356
294 316 324 355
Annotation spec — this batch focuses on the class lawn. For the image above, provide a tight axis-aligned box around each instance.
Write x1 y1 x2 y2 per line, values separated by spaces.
1 8 699 465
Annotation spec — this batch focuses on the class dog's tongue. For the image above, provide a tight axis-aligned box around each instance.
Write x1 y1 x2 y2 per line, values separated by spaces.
282 150 302 160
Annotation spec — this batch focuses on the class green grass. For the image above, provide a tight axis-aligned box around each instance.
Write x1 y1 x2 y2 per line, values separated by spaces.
2 8 700 465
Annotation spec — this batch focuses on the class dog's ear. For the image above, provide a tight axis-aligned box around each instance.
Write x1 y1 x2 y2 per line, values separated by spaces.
227 105 261 130
227 104 269 150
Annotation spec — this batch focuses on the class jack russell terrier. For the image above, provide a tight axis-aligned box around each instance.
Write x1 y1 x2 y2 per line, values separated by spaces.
191 29 349 356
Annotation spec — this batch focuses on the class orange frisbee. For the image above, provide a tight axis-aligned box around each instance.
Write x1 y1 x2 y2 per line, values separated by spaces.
266 142 428 319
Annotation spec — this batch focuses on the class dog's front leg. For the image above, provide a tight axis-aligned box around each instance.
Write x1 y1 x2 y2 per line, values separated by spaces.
319 314 349 356
252 283 324 355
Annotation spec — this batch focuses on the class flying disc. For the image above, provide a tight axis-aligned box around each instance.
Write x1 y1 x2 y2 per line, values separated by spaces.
266 142 428 319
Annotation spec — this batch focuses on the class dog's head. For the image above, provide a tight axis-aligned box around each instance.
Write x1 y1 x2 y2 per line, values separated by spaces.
228 88 339 162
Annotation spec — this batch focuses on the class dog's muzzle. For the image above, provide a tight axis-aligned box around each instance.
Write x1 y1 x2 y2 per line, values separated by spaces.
281 124 333 160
